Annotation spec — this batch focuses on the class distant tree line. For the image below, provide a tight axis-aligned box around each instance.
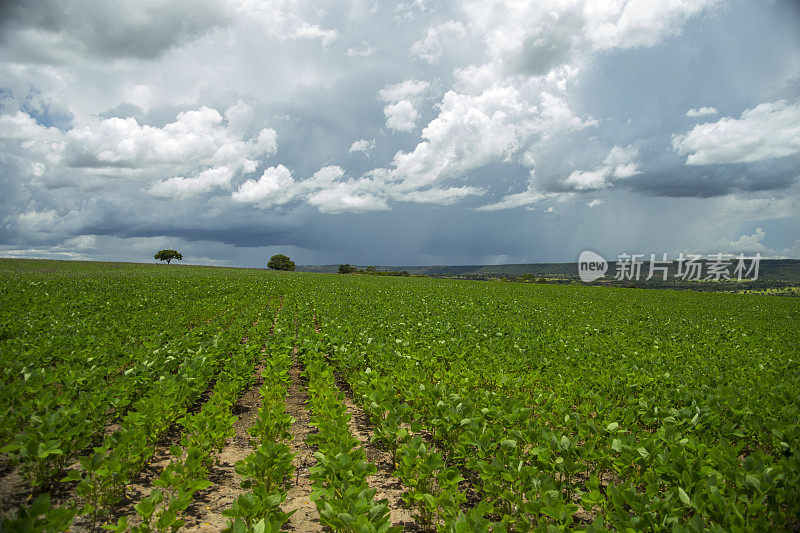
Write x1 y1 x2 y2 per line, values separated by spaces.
338 264 409 276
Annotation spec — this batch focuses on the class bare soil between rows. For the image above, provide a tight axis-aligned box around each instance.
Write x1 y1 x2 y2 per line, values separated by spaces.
283 352 321 531
340 393 418 531
312 313 417 531
179 363 265 531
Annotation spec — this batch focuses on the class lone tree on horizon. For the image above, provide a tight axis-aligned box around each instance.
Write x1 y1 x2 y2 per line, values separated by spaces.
268 254 295 271
155 249 183 264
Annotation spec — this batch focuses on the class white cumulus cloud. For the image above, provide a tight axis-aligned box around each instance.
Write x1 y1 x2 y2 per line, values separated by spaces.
0 110 63 143
583 0 717 51
232 164 295 206
237 0 339 46
308 185 389 214
149 166 235 199
410 21 466 64
686 106 718 117
378 80 430 132
349 138 375 156
346 42 376 57
728 227 767 253
231 164 391 214
564 145 641 190
673 100 800 165
477 172 558 211
396 186 485 205
66 106 276 174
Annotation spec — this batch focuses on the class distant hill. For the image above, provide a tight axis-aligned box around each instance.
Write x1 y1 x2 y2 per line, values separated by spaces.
297 259 800 281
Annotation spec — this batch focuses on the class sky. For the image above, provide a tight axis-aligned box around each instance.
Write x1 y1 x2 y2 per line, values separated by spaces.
0 0 799 267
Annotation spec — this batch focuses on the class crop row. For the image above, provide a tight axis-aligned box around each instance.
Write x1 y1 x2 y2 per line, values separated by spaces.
1 302 274 531
304 328 494 532
222 337 296 532
105 337 263 532
298 332 397 533
2 319 233 491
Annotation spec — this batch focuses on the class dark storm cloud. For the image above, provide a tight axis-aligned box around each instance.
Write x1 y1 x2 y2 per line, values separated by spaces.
625 158 800 198
79 223 300 249
0 0 230 62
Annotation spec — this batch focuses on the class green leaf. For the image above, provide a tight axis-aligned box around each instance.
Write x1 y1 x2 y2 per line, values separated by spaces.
677 487 691 506
61 470 82 482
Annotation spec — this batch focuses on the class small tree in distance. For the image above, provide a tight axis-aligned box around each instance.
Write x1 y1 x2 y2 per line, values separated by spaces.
268 254 295 271
154 249 183 264
338 264 358 274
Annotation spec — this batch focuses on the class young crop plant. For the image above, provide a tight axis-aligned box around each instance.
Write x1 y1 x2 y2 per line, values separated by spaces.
395 436 465 528
60 445 126 529
222 338 296 533
355 367 416 464
237 441 295 494
1 407 74 490
0 494 77 533
223 490 293 533
299 343 398 533
105 340 262 532
248 340 295 443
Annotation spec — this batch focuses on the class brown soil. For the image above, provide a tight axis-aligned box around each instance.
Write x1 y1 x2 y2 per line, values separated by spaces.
0 463 27 518
312 314 417 531
179 364 265 531
283 355 322 531
66 423 186 532
340 394 418 531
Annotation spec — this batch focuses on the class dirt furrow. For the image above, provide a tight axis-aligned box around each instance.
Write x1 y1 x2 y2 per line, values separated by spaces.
282 355 321 532
180 364 265 531
311 313 415 530
70 422 186 531
340 395 417 531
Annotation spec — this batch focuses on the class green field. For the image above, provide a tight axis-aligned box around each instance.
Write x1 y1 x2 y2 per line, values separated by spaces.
1 258 799 532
